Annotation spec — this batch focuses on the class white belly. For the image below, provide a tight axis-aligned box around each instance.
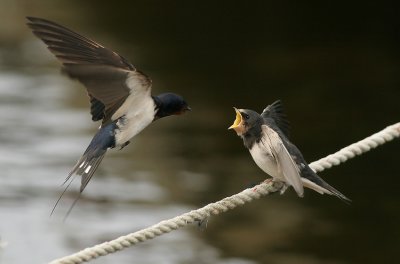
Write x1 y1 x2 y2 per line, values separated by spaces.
249 141 282 180
114 93 156 146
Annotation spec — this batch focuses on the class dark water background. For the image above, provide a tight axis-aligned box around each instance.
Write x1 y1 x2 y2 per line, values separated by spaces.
0 1 399 263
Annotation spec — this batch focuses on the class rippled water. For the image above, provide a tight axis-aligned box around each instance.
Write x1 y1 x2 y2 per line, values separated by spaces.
1 2 400 264
0 69 257 264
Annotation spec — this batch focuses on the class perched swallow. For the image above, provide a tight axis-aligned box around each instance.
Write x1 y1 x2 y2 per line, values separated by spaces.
229 100 350 202
27 17 191 197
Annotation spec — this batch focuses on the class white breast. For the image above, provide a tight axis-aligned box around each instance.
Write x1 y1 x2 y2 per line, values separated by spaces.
113 89 156 146
249 141 280 179
249 125 304 196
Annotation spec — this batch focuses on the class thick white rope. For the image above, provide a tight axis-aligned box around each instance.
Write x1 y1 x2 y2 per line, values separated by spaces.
49 123 400 264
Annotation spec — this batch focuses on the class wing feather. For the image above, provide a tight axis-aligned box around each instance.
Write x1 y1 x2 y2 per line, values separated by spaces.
26 17 152 124
261 100 290 138
262 125 304 196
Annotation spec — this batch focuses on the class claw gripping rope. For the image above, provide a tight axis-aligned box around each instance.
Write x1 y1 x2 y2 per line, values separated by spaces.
50 123 400 264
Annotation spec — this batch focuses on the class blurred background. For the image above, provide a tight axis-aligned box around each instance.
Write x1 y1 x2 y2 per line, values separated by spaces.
0 0 399 263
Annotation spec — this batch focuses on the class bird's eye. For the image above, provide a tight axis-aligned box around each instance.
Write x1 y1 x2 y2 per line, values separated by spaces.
243 113 249 120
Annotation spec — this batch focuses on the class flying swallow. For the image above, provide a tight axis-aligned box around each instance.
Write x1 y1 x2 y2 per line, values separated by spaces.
229 100 350 202
26 17 191 208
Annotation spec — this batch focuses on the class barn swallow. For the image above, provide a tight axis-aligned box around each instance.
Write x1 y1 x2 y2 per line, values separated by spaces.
229 100 350 202
26 17 191 205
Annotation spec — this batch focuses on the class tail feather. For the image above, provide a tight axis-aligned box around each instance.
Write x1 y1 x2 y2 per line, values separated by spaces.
302 177 351 203
69 150 107 192
69 121 116 192
301 166 351 203
51 122 116 217
51 174 77 216
319 180 351 203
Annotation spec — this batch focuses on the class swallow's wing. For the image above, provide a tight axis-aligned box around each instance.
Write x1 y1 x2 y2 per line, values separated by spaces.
261 125 304 196
26 17 152 124
261 100 290 138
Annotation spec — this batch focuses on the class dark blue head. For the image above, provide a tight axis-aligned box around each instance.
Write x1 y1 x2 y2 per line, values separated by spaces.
153 93 191 119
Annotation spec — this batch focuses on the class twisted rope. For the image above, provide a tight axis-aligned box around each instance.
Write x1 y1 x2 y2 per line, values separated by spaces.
310 123 400 172
50 123 400 264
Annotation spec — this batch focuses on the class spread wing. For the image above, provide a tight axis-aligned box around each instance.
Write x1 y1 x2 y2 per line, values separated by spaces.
261 125 304 196
26 16 152 124
261 100 290 138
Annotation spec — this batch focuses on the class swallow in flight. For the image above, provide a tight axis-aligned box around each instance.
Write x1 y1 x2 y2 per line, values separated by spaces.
27 17 191 210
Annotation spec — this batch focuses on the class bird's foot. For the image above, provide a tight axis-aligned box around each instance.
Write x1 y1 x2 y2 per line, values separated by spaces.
252 178 273 191
263 178 274 184
280 184 289 195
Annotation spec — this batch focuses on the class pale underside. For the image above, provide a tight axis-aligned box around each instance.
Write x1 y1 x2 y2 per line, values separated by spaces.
112 71 156 146
249 125 304 197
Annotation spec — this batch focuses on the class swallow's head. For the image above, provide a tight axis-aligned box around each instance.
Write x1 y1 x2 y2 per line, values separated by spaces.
228 108 261 136
154 93 191 119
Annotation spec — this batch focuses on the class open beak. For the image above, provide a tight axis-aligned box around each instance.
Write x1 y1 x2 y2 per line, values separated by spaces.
228 108 244 134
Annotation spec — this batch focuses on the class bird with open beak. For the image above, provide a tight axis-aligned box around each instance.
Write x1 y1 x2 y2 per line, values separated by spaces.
229 100 350 202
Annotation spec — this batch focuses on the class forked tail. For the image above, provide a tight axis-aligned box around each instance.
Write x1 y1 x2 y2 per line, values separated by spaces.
68 148 107 192
68 122 117 192
51 122 117 217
